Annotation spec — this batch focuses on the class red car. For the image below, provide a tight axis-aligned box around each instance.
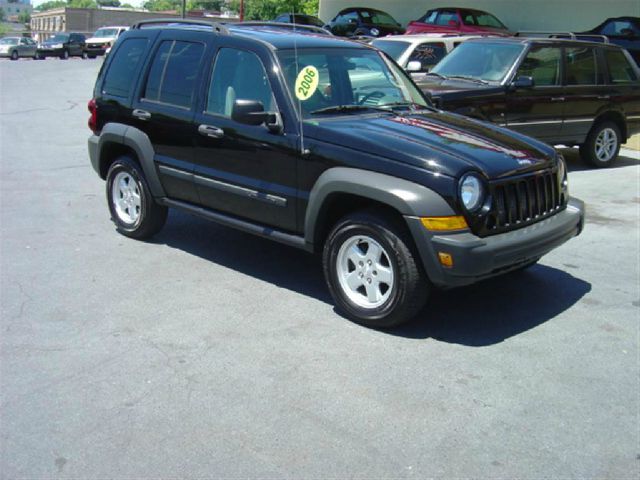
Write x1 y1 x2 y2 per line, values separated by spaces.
406 8 511 36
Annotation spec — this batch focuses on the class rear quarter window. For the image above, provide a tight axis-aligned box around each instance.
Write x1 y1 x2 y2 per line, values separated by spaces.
605 49 638 83
102 38 149 98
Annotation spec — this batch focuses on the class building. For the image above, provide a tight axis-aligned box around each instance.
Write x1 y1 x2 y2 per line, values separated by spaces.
318 0 640 33
1 0 32 22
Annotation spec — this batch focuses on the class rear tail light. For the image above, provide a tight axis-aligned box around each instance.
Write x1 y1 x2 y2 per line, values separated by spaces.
88 98 97 133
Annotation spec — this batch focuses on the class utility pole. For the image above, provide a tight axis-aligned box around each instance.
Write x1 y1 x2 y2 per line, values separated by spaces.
182 0 186 18
240 0 244 21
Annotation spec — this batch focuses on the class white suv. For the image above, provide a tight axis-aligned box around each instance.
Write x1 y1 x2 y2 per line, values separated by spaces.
85 26 128 58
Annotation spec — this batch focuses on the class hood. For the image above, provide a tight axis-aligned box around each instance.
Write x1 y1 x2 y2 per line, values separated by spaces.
86 36 112 43
42 38 68 46
304 110 556 179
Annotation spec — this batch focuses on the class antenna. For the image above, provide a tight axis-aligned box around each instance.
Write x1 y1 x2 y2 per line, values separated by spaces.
292 7 305 156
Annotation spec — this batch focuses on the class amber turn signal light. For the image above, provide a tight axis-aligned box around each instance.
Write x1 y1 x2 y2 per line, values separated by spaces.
438 252 454 268
420 216 468 232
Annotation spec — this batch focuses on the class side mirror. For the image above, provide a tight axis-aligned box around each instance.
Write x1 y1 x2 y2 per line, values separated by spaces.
406 60 422 72
448 20 460 27
511 76 534 89
231 99 282 133
231 99 269 126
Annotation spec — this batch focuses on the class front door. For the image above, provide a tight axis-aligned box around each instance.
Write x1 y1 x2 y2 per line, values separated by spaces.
505 45 565 143
193 45 298 232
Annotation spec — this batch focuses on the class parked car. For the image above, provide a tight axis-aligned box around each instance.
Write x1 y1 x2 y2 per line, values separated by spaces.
273 13 325 27
0 36 37 60
406 7 511 36
36 33 87 59
325 7 405 37
372 34 492 79
85 26 128 58
579 17 640 65
416 37 640 167
88 19 584 328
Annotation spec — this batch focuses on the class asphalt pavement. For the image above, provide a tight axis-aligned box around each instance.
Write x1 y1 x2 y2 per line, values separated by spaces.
1 58 638 479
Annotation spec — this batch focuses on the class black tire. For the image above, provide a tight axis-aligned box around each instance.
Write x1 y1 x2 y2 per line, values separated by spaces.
81 51 88 59
323 211 429 328
10 50 18 60
106 156 167 240
579 121 621 168
59 49 69 60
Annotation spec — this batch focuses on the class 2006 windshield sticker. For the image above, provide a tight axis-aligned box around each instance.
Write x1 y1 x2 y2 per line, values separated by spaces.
295 66 319 101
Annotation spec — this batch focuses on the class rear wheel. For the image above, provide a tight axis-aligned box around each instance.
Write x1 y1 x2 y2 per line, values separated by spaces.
59 49 69 60
580 121 621 167
323 211 429 328
10 50 18 60
106 156 167 240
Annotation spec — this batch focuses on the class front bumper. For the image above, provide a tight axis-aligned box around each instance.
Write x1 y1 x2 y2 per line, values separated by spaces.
0 51 14 57
37 48 64 57
406 197 585 288
85 44 108 55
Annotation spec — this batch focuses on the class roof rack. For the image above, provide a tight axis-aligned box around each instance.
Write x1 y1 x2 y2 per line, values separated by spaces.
515 31 609 43
131 18 229 35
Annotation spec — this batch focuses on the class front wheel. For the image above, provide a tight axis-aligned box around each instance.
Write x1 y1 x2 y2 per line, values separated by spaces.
59 49 69 60
81 51 88 59
579 121 621 167
106 156 167 240
323 211 429 328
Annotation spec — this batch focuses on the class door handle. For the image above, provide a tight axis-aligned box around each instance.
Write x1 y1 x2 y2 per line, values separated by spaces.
198 124 224 139
132 109 151 120
551 97 565 102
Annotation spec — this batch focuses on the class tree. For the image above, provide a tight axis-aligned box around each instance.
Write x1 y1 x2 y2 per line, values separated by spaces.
0 7 5 21
97 0 121 6
18 10 31 23
143 0 179 11
68 0 98 7
235 0 318 20
34 1 67 11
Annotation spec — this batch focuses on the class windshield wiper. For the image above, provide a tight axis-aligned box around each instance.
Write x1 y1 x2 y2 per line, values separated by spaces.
446 75 490 85
310 105 393 115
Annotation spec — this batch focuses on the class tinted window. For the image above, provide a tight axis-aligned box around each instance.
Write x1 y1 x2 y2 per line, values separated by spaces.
460 10 506 29
206 48 275 117
336 11 359 24
409 42 447 71
432 42 524 82
566 47 598 85
143 40 204 108
371 40 411 62
275 14 289 22
418 10 438 24
605 49 638 83
435 10 458 26
360 10 397 25
601 20 639 36
103 38 148 98
516 46 561 86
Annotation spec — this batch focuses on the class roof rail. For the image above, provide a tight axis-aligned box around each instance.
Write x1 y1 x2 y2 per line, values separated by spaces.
227 21 329 35
131 18 229 35
515 31 609 43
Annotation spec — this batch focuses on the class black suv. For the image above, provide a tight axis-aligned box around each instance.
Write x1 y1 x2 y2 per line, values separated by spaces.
325 7 405 38
88 20 584 328
37 32 87 59
416 37 640 167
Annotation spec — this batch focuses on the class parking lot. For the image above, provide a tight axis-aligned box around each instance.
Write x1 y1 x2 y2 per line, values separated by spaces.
1 58 638 478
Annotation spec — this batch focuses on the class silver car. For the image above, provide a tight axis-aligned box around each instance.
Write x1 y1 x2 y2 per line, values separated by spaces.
0 37 37 60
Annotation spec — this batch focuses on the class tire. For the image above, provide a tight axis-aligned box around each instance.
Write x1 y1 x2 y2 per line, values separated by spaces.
81 51 88 59
59 49 69 60
106 156 168 240
88 54 96 59
10 50 18 60
579 121 621 168
323 211 429 328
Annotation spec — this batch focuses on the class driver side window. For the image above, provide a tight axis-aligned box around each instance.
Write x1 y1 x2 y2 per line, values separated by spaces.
516 47 561 86
206 48 276 117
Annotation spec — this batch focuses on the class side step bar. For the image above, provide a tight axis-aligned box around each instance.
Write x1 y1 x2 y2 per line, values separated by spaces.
160 198 312 252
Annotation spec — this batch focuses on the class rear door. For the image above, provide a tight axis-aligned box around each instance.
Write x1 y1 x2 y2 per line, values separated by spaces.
505 45 565 142
129 30 213 204
192 40 299 232
561 45 609 144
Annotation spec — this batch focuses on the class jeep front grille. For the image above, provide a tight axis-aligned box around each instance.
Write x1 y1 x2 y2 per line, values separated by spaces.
481 169 565 235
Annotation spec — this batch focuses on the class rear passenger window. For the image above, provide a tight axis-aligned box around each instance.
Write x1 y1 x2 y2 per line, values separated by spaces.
516 47 561 86
605 49 638 83
206 48 275 117
103 38 148 98
143 40 205 109
565 47 598 85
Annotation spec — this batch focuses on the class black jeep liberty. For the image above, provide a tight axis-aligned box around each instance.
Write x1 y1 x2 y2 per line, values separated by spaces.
88 20 585 328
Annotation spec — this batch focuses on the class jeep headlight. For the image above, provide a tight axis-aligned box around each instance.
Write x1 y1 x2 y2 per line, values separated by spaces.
370 28 380 36
459 174 485 212
557 154 568 197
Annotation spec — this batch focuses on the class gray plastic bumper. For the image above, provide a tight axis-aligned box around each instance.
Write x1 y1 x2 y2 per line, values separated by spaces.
406 197 585 288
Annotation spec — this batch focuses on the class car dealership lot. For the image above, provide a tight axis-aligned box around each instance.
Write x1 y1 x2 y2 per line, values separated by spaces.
1 59 638 478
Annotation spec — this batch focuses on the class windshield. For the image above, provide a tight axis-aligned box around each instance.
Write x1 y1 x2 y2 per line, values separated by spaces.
277 48 429 118
460 10 507 29
94 28 118 38
360 9 398 25
49 34 70 42
371 40 411 62
0 38 19 45
431 42 524 82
